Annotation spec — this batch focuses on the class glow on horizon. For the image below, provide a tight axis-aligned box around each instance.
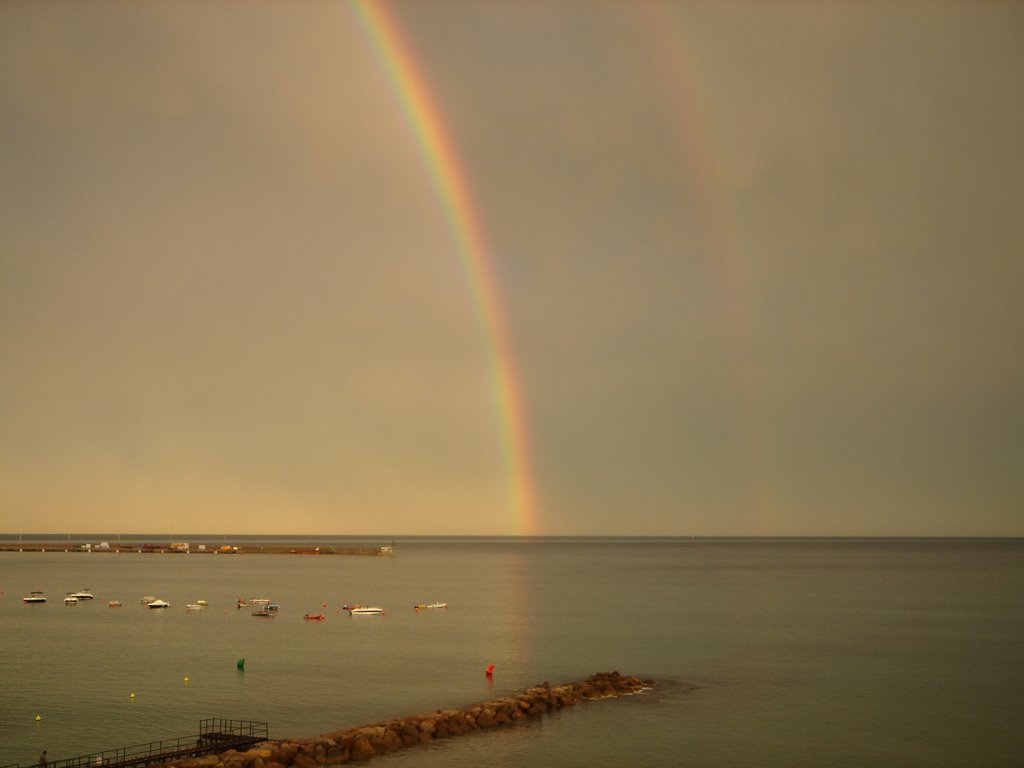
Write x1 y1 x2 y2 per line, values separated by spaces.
353 1 540 535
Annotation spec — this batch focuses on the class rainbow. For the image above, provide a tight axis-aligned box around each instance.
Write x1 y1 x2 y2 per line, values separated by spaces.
353 1 539 535
640 4 774 528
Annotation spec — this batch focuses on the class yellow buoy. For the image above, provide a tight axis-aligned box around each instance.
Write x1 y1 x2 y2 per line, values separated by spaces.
184 676 189 683
130 692 136 699
35 714 42 721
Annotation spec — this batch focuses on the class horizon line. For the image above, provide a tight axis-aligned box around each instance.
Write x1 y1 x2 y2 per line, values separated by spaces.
2 533 1021 542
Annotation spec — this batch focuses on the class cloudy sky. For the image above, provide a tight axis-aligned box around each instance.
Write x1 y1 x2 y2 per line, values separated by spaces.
1 1 1021 537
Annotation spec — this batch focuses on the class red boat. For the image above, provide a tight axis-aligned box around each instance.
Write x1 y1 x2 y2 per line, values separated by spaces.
303 613 326 620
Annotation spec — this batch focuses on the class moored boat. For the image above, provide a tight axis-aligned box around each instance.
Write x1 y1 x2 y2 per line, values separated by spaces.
69 589 94 600
23 590 47 603
349 606 384 615
64 594 78 605
415 602 448 610
146 599 170 609
108 600 122 607
253 602 279 616
303 613 326 620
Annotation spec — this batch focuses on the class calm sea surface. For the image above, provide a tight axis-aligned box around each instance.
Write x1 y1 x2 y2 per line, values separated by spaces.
1 538 1021 767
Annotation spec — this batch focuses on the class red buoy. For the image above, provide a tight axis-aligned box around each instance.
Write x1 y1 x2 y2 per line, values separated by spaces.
485 663 494 676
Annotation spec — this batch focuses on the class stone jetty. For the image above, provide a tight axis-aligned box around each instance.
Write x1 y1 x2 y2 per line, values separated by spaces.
165 672 652 767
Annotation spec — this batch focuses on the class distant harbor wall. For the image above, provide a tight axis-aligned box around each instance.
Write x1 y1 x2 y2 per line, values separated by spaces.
0 542 394 556
165 672 652 766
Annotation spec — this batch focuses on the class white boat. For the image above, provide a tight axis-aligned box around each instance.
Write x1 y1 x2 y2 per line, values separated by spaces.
108 600 122 607
146 599 170 609
415 602 448 610
349 606 384 615
23 590 46 603
186 603 204 611
69 589 94 600
64 595 79 605
141 595 157 604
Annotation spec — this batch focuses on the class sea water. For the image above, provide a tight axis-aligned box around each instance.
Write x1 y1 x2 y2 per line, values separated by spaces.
1 538 1021 767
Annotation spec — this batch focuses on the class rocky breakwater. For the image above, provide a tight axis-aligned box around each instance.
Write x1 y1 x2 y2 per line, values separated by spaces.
166 672 652 767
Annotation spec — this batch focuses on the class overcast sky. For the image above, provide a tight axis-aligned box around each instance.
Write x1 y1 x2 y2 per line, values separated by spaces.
1 1 1021 536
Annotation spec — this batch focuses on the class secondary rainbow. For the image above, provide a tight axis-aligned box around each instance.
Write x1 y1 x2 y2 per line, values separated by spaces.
640 4 775 528
353 1 539 535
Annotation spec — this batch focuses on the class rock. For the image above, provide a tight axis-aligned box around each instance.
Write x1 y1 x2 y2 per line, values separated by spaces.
272 744 298 766
379 728 402 752
349 735 375 761
476 708 497 728
324 745 349 765
399 732 418 748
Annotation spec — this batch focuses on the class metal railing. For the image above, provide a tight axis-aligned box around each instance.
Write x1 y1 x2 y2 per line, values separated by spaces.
25 720 269 768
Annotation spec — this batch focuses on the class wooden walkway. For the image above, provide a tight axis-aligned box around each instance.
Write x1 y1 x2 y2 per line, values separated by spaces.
18 719 268 768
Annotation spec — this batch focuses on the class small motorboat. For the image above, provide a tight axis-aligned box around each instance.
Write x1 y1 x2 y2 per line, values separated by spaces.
69 589 94 600
64 595 79 605
141 595 157 604
253 603 279 617
108 600 122 607
186 603 204 611
415 602 448 610
349 606 384 615
196 600 208 606
303 613 326 620
146 599 170 609
23 590 47 604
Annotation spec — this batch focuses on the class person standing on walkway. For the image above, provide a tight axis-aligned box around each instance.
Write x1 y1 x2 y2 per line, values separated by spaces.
39 751 48 768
